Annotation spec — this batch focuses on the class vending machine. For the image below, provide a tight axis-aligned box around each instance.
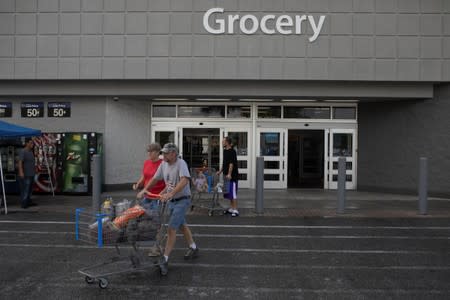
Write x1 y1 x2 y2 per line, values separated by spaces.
0 139 22 194
61 132 103 194
32 133 63 194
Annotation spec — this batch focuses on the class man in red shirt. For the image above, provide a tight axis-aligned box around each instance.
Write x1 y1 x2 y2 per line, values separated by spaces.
132 143 166 256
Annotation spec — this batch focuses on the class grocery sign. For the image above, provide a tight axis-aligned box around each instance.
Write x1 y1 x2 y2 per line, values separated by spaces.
203 7 326 42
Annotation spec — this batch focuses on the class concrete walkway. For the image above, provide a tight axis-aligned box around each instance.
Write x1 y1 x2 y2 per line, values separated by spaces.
2 189 450 218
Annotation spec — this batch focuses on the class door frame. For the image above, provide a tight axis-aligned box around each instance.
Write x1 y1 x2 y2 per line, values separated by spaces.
326 128 357 190
256 128 287 189
152 123 252 188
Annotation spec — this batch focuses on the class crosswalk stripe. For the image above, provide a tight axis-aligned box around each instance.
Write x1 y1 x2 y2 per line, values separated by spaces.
1 220 449 230
0 243 442 254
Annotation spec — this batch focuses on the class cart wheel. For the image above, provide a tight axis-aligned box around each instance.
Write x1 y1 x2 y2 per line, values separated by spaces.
85 276 94 284
98 278 108 289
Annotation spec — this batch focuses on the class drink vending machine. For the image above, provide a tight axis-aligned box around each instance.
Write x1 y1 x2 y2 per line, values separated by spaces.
60 132 103 195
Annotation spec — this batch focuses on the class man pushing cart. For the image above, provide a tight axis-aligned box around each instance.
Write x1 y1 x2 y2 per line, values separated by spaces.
137 142 199 275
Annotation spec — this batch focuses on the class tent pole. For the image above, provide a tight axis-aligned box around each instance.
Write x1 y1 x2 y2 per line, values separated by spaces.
43 148 54 197
0 157 7 215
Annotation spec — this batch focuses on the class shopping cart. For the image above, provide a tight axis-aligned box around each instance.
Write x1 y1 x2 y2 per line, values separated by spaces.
75 194 167 289
190 167 227 216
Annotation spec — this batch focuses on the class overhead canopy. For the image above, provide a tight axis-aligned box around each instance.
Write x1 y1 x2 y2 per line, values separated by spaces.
0 120 41 139
0 120 41 215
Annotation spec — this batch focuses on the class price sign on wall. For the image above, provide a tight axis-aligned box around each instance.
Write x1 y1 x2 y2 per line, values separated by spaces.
21 102 44 118
48 102 71 118
0 102 12 118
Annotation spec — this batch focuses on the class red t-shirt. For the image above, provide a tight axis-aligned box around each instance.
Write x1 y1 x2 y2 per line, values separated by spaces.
142 159 165 196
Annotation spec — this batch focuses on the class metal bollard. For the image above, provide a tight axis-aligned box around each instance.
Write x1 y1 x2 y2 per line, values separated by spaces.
418 157 428 215
92 154 102 213
337 157 346 214
255 156 264 214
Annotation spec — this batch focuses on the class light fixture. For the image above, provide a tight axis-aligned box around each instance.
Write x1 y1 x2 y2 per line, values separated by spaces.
239 99 273 102
152 98 188 101
196 98 231 101
281 99 316 102
324 99 359 103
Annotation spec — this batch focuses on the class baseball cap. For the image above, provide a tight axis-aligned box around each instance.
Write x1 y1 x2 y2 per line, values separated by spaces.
160 143 179 154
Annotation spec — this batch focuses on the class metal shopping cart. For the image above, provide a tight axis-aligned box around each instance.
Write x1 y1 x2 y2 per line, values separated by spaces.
190 167 227 216
75 195 167 289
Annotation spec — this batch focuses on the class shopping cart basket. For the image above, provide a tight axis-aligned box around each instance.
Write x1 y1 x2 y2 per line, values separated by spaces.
190 167 227 216
75 195 167 289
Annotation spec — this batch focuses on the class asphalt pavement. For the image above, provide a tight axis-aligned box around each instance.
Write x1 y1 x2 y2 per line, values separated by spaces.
0 190 449 299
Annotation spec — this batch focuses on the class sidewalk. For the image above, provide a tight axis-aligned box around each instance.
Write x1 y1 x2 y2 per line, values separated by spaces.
2 189 450 218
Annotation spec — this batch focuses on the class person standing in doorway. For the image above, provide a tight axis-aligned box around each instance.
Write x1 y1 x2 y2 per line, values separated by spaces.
137 143 198 276
132 142 166 256
18 138 36 209
217 136 239 217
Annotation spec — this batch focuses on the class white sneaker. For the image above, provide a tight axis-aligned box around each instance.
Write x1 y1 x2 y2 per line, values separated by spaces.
224 208 233 215
231 210 239 217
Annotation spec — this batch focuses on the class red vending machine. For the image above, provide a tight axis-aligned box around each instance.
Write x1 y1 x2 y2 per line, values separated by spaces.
32 133 63 194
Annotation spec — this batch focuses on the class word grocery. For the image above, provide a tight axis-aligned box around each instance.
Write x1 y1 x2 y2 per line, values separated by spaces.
203 8 326 42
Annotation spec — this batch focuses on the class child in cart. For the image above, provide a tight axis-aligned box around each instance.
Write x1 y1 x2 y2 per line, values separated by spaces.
192 169 209 193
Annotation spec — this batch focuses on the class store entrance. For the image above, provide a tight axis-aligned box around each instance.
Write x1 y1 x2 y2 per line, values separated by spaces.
288 130 324 188
182 128 221 172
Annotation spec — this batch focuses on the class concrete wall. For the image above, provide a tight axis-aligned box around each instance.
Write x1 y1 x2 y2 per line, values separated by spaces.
0 0 449 81
104 98 150 185
358 83 450 196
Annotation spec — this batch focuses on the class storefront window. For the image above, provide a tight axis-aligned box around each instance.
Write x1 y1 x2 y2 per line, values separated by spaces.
152 105 176 118
260 132 280 156
257 106 281 118
333 107 356 119
228 132 248 155
155 131 175 146
333 133 352 157
264 174 279 180
178 106 225 118
284 107 330 119
227 106 251 118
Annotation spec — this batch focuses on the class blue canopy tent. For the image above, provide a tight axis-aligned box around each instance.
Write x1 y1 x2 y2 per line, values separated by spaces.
0 121 41 214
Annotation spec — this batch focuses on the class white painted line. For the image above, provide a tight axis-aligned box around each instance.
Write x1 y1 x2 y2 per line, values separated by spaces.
174 262 450 270
189 224 450 230
0 220 73 225
0 230 73 235
1 220 449 230
21 280 450 295
0 243 442 254
0 230 449 240
192 234 450 240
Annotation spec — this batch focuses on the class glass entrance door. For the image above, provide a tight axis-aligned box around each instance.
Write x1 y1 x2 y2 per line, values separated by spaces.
152 125 180 148
257 128 287 189
182 128 220 173
222 128 251 188
326 129 357 189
